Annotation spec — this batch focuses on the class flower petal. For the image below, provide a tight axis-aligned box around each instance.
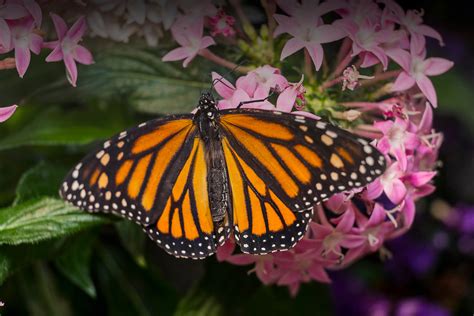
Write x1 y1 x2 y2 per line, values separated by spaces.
391 71 415 91
386 179 406 204
74 45 94 65
50 13 68 40
212 72 235 99
276 86 297 112
15 46 31 78
366 179 384 200
162 47 190 62
64 54 78 87
45 45 63 62
0 19 11 50
0 105 18 123
0 4 28 19
29 33 43 55
308 264 331 283
67 16 87 43
200 36 216 49
24 0 42 27
423 57 453 76
280 37 305 60
305 43 324 71
415 74 437 107
417 24 444 45
336 208 355 232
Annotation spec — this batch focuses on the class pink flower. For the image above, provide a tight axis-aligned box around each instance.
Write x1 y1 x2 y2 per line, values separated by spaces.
212 68 320 121
212 69 281 110
310 206 363 259
375 117 419 169
391 45 453 108
275 76 320 120
344 204 395 264
274 2 346 70
339 17 399 70
0 104 17 122
272 240 333 296
0 1 29 50
342 65 374 91
381 0 444 50
208 9 235 37
217 240 281 285
276 0 346 26
7 16 42 78
43 14 93 87
162 17 215 67
251 65 289 96
367 161 407 204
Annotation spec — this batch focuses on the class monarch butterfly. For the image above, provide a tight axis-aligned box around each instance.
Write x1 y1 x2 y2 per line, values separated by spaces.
60 92 386 259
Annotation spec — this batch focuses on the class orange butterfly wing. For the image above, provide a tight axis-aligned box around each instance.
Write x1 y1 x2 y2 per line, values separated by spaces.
60 115 222 258
219 109 385 254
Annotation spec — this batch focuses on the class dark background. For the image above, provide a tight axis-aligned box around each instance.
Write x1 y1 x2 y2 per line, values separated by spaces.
0 1 473 315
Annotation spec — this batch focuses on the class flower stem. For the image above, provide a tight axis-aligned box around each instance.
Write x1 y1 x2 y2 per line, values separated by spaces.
360 70 401 87
318 76 343 91
329 51 353 79
352 124 383 139
304 50 314 81
261 0 276 39
0 58 16 70
230 0 257 40
335 38 352 66
199 49 252 73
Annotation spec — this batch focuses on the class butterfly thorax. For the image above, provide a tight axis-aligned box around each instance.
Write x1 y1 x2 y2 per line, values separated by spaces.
195 92 230 224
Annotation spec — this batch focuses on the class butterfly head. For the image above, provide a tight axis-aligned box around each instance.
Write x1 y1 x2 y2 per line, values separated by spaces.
198 91 217 111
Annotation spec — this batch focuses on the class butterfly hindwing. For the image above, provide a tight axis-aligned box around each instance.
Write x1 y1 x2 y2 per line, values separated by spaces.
222 137 313 254
145 137 225 259
219 109 385 253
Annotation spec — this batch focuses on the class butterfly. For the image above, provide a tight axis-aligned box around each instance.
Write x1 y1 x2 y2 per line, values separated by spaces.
60 91 386 259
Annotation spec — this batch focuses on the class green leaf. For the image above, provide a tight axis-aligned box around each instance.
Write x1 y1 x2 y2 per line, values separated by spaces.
96 245 178 316
433 71 474 135
0 198 108 245
115 221 146 267
14 161 68 204
174 288 223 316
31 47 213 115
55 233 98 298
18 263 74 316
0 239 66 285
0 106 126 151
0 252 11 284
83 48 210 114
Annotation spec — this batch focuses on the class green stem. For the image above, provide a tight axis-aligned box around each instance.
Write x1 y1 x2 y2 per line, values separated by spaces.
360 70 401 87
304 50 314 82
198 49 252 73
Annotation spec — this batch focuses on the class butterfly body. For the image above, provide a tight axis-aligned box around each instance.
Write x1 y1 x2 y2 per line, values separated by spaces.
194 93 230 224
60 92 386 259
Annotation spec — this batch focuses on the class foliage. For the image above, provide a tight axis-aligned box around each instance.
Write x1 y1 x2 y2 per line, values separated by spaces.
0 0 471 315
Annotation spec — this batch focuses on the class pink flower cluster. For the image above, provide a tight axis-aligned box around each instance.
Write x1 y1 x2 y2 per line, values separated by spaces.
200 0 452 296
0 1 92 86
215 67 443 296
0 0 453 296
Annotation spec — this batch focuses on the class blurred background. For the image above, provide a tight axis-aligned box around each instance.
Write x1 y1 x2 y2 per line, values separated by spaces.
0 0 473 315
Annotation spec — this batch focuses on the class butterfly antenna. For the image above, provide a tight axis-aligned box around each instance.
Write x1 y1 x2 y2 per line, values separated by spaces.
208 59 249 94
236 88 278 109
